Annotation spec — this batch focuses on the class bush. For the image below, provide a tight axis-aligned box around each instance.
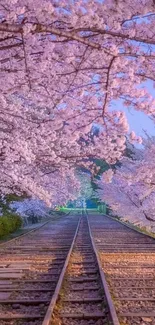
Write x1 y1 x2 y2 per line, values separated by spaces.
0 214 22 238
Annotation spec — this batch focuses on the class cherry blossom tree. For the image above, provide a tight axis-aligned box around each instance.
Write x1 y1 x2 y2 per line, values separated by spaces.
77 172 93 199
0 0 155 203
10 198 51 224
97 137 155 230
66 171 92 208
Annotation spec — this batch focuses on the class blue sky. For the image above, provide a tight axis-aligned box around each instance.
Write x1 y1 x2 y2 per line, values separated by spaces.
113 79 155 138
119 106 155 137
125 80 155 137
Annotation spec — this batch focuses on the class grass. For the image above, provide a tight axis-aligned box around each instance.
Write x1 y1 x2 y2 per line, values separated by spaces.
0 213 22 239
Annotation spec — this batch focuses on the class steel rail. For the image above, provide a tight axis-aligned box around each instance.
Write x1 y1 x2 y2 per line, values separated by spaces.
42 214 82 325
86 213 120 325
88 212 155 323
0 211 80 324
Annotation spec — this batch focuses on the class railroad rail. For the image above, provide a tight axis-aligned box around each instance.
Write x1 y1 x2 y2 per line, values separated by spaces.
1 210 153 325
89 213 155 325
49 213 119 325
0 212 79 325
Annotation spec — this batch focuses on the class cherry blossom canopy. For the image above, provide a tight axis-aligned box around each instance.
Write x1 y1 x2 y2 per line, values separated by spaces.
0 0 155 203
97 138 155 228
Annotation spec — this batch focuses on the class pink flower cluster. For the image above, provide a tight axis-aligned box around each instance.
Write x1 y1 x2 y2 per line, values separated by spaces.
0 0 154 204
97 138 155 229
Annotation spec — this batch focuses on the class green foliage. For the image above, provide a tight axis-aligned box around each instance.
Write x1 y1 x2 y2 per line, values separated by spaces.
5 193 28 204
94 159 110 177
0 214 22 238
90 159 108 195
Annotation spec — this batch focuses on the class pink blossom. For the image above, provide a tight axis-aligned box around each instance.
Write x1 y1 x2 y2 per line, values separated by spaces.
0 0 154 204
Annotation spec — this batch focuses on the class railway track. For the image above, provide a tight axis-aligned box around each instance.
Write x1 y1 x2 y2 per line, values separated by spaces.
1 210 154 325
0 211 119 325
89 213 155 325
0 212 79 325
50 214 119 325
